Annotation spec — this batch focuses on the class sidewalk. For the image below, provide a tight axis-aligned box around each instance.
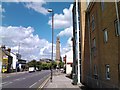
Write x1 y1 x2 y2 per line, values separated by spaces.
43 71 84 89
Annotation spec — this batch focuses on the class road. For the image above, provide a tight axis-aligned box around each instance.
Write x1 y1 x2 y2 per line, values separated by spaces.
1 70 51 89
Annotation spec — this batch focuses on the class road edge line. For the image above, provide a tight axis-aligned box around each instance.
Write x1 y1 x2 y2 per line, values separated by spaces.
37 75 51 90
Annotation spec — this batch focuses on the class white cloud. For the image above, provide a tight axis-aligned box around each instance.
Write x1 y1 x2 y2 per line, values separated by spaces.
60 37 73 58
57 26 73 37
0 26 56 61
24 1 48 15
48 4 73 29
2 0 46 2
0 5 5 13
2 0 48 15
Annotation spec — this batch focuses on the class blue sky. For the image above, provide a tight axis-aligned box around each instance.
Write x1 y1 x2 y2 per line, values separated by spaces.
1 1 73 60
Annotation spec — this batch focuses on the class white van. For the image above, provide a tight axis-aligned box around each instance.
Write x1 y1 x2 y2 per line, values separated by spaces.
28 67 35 73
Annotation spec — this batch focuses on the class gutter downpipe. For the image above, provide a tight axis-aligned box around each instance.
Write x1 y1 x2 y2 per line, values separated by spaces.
115 0 120 88
115 0 120 35
76 0 80 84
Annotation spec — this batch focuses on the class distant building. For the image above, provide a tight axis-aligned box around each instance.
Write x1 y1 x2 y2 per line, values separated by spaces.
10 52 18 70
65 50 73 75
0 46 13 73
18 59 26 71
56 37 61 67
40 58 51 63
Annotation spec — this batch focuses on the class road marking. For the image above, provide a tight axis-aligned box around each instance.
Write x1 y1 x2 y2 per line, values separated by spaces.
14 79 20 81
29 82 38 88
22 78 26 80
3 82 13 86
13 77 26 82
38 76 51 89
2 82 8 85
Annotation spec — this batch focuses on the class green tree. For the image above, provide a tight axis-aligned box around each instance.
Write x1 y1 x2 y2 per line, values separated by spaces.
27 60 37 68
59 61 64 68
52 61 57 69
59 57 64 68
36 61 42 71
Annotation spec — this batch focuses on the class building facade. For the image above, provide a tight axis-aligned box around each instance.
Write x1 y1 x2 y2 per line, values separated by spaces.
66 49 73 75
72 1 87 85
10 52 18 70
0 46 13 73
82 1 120 88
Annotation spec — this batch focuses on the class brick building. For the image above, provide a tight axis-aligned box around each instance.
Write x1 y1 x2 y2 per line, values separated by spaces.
82 1 120 88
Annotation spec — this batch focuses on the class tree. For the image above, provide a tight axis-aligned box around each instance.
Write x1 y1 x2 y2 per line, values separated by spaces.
59 61 64 68
52 61 57 69
27 60 37 68
59 57 64 68
36 61 42 71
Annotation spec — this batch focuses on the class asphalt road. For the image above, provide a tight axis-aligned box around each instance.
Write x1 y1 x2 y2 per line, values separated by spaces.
1 70 51 89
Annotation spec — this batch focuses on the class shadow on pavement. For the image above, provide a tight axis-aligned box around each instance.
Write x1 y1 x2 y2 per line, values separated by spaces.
79 85 90 90
65 74 72 79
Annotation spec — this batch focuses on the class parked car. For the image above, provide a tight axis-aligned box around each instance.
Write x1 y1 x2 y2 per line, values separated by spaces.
28 67 35 73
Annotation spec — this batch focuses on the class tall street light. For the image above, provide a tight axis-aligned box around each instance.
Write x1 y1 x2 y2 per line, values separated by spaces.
48 9 54 82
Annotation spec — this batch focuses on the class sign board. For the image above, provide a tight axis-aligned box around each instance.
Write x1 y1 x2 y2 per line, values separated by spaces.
3 56 8 60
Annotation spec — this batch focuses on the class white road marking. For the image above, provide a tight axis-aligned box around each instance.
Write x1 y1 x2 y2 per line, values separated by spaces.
13 77 26 81
22 78 26 80
14 79 20 81
3 82 13 86
29 82 37 88
2 82 8 85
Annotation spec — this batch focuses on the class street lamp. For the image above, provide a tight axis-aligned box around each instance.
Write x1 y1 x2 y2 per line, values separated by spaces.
48 9 54 82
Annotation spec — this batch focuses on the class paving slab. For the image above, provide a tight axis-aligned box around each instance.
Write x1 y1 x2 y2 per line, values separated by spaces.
44 72 82 89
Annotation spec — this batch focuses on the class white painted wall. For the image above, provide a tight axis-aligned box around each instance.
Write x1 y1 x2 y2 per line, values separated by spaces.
66 64 72 74
19 64 22 70
10 53 18 70
66 50 73 74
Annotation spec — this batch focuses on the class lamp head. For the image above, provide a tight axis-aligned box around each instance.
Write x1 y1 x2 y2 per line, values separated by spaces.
48 9 53 12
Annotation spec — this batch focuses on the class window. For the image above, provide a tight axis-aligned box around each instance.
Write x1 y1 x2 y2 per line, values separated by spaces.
91 38 96 57
105 65 110 80
93 38 96 48
92 15 95 31
94 65 97 75
94 65 98 79
103 29 108 43
114 20 120 36
101 0 104 11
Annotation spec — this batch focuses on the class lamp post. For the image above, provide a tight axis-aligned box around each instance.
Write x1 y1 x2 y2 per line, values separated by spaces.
48 9 54 82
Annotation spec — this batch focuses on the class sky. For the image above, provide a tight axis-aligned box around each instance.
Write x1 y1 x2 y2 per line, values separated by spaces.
0 0 74 61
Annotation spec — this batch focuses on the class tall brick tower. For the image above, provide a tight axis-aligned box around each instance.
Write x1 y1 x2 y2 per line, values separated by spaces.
56 37 60 67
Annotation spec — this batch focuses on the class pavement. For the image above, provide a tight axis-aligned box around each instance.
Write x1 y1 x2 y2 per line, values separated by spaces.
41 71 85 90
